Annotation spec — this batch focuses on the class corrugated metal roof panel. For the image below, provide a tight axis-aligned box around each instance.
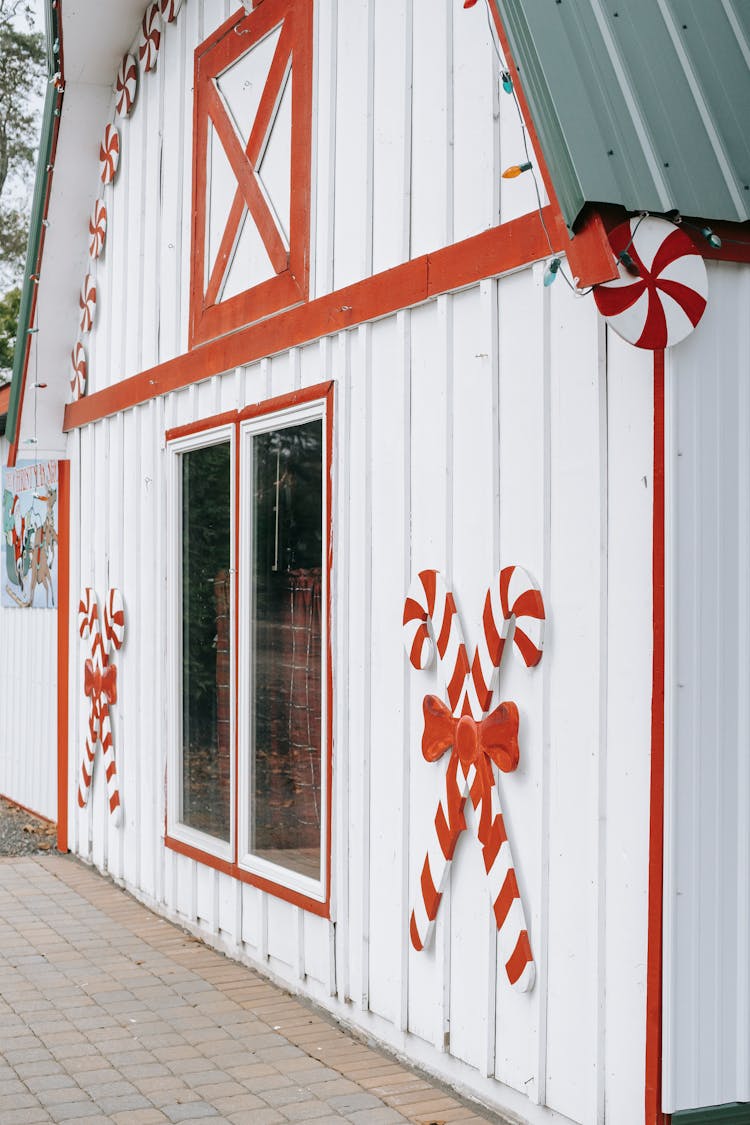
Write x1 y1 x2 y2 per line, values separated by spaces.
495 0 750 229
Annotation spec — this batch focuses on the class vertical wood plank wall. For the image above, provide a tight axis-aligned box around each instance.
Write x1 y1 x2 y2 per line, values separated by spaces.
61 3 653 1123
664 261 750 1114
69 277 653 1125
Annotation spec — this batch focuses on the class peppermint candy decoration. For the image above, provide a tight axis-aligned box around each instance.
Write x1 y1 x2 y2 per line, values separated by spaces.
99 123 120 185
79 275 97 334
70 342 87 400
593 217 708 350
88 198 107 260
139 2 163 72
160 0 183 22
115 53 138 117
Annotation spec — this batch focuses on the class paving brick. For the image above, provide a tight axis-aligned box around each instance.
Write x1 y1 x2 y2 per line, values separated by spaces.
281 1100 345 1121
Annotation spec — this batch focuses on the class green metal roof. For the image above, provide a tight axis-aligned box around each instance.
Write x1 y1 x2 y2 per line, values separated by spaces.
495 0 750 230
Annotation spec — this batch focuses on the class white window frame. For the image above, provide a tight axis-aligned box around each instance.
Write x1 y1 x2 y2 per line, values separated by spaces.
166 422 236 864
237 399 329 904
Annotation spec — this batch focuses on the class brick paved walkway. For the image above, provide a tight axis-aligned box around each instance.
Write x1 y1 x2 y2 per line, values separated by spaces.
0 858 498 1125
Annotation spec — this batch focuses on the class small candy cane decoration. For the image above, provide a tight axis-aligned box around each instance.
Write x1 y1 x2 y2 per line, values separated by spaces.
115 53 138 117
160 0 183 22
79 275 97 334
138 2 162 73
70 342 87 400
78 587 125 824
404 567 545 992
88 198 107 260
99 123 120 185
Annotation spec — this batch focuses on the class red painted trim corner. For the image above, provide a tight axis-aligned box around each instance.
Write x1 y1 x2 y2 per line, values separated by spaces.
646 351 667 1125
57 459 70 853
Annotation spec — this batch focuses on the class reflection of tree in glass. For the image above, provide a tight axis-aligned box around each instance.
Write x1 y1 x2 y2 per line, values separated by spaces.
182 442 231 840
254 421 322 577
252 420 323 862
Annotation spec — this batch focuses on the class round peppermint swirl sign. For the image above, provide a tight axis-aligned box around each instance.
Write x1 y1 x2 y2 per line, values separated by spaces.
593 217 708 349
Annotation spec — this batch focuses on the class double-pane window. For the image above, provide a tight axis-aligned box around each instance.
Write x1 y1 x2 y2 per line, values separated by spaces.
167 390 330 907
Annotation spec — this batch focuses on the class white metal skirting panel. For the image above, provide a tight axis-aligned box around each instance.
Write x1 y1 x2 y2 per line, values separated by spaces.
664 260 750 1113
0 436 57 821
67 271 653 1125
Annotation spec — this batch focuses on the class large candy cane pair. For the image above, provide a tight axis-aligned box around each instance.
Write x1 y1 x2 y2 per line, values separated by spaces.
78 588 126 824
403 567 544 992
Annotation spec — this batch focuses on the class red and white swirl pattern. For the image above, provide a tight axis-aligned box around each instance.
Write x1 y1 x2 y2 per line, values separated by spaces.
593 217 708 350
104 588 126 652
99 123 120 185
160 0 183 22
138 2 163 72
115 52 138 117
70 342 87 400
88 198 107 260
79 274 97 334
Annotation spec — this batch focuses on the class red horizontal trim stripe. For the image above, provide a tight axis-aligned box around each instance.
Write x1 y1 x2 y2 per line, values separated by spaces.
65 209 571 431
164 834 330 916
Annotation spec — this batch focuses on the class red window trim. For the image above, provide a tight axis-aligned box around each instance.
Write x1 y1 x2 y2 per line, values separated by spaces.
189 0 313 348
165 381 334 917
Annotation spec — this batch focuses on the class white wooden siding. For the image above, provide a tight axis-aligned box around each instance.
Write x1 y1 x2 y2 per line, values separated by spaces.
82 0 543 397
67 271 653 1124
664 260 750 1114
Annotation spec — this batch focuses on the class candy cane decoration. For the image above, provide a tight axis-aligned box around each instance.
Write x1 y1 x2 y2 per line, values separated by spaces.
99 123 120 185
78 587 125 824
88 198 107 260
70 342 87 400
138 2 163 73
160 0 183 22
403 568 545 992
79 275 97 334
115 53 138 117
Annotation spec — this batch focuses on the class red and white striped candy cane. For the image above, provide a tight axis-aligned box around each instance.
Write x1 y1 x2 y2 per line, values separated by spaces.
77 588 123 824
88 198 107 260
462 565 545 718
115 53 138 117
99 123 120 185
403 570 470 715
404 568 545 992
78 588 102 812
104 588 126 652
70 342 87 401
79 275 96 335
138 3 162 73
160 0 183 22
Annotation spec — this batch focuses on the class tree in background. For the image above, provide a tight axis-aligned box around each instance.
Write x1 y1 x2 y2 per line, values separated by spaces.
0 0 44 379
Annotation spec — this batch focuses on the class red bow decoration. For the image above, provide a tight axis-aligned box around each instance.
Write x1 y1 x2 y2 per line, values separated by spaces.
421 694 520 846
421 694 519 771
84 659 118 705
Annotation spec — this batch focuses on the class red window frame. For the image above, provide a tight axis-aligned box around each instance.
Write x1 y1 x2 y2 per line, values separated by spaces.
164 382 334 917
190 0 313 348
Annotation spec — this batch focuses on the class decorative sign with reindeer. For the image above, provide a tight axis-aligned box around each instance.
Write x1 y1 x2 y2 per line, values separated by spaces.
403 567 545 993
1 460 59 609
78 588 126 824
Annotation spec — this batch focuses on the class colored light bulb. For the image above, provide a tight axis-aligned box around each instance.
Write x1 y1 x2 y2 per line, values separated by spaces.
700 225 722 249
502 161 533 179
543 258 561 286
618 250 640 277
501 70 514 94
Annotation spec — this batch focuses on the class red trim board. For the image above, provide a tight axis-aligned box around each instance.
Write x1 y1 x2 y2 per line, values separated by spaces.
65 206 598 432
165 382 334 917
646 351 667 1125
56 460 70 853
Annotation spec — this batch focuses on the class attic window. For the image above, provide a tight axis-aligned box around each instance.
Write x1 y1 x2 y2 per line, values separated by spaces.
189 0 312 346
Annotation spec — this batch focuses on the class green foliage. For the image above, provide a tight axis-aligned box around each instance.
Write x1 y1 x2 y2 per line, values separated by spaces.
0 0 45 284
0 285 20 377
